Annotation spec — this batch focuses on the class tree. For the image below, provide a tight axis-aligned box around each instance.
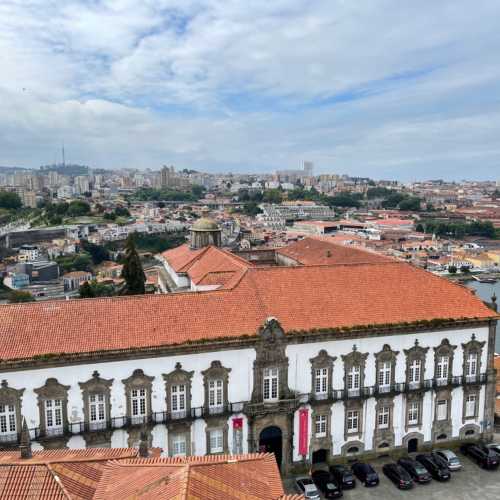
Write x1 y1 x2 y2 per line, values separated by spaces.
381 192 406 209
79 281 94 298
114 206 130 217
79 280 114 298
398 197 421 211
415 223 425 232
0 191 22 209
81 240 109 264
67 200 91 217
8 290 35 303
460 265 471 274
120 234 146 295
448 265 457 274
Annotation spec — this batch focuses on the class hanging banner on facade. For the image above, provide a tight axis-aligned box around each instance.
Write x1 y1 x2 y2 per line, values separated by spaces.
298 408 309 456
232 418 243 429
232 417 243 454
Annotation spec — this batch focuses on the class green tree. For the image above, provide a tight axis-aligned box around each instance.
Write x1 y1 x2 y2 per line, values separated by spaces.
120 234 146 295
262 189 283 204
0 191 22 209
398 197 421 211
460 265 470 274
79 281 94 298
381 192 406 209
67 200 91 217
415 223 425 232
448 265 457 274
114 206 130 217
8 290 35 303
79 280 114 298
81 240 110 264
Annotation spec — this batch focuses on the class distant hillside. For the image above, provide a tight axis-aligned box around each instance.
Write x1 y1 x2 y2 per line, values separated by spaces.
39 164 89 176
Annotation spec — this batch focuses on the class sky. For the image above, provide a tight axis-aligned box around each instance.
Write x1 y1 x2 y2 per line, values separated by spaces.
1 0 500 181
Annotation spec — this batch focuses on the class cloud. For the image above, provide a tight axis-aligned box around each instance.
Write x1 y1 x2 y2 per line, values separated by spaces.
0 0 500 179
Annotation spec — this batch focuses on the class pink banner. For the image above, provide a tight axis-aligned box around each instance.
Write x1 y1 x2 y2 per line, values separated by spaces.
233 417 243 429
299 408 309 456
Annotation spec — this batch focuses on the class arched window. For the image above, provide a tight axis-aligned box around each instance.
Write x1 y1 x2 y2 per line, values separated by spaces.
347 446 359 454
465 429 475 436
378 442 390 448
436 433 447 440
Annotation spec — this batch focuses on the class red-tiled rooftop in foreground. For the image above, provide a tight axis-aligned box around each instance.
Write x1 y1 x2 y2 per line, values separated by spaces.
0 262 496 362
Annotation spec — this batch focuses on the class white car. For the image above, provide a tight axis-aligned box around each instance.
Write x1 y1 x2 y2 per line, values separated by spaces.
486 443 500 455
434 449 462 471
295 477 321 500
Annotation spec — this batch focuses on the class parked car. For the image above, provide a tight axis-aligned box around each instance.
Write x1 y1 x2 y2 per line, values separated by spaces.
329 464 356 489
382 463 414 489
433 450 462 471
397 457 432 483
486 443 500 455
351 462 379 487
295 477 321 500
415 454 450 481
312 470 343 498
460 443 500 469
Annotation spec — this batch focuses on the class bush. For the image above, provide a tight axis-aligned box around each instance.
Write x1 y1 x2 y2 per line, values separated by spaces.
8 290 35 303
0 191 22 209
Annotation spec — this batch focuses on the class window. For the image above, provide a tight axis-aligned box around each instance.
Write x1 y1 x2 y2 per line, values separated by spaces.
263 367 279 402
347 410 359 433
89 393 106 430
131 388 147 421
45 399 63 435
347 365 360 393
315 415 327 437
172 434 187 457
465 394 477 417
378 362 391 391
408 401 419 425
377 406 389 429
209 428 224 453
465 353 477 380
315 368 328 396
409 359 421 386
436 356 449 381
171 384 186 418
208 379 223 413
0 404 16 437
436 399 448 421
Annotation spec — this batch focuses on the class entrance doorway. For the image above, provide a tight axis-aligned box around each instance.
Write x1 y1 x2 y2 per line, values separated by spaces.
259 426 283 467
407 438 418 453
312 449 328 464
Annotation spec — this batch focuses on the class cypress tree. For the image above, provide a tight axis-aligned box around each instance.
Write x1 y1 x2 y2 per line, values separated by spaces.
121 234 146 295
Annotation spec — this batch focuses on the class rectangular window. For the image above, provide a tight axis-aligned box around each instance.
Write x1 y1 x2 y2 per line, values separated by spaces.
209 428 224 453
347 410 359 433
315 415 327 437
409 359 421 385
263 367 279 402
0 404 16 436
408 401 419 425
465 394 477 417
436 399 448 421
347 365 360 393
131 388 147 420
172 434 187 457
377 406 389 429
45 399 63 435
208 379 223 413
89 393 106 429
171 384 187 418
378 362 391 391
315 368 328 396
436 356 449 381
466 353 477 379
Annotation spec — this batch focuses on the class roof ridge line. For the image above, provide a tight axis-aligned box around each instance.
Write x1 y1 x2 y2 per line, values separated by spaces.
46 463 72 499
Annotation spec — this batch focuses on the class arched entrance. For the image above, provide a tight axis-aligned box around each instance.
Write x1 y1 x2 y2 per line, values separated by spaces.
259 426 282 467
312 448 328 464
407 438 418 453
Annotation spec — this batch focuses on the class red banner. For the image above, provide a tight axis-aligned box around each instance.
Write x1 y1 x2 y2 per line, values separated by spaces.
233 417 243 429
299 408 309 456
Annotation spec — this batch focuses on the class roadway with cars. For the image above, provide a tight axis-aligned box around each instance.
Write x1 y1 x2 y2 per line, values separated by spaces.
286 446 500 499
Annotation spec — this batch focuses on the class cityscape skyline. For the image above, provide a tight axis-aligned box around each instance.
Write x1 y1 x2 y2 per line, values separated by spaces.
1 1 500 180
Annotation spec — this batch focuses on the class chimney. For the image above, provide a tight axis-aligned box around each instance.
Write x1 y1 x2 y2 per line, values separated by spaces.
138 428 148 458
19 418 32 459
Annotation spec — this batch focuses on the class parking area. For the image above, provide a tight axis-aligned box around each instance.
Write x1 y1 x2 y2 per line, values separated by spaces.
284 451 500 499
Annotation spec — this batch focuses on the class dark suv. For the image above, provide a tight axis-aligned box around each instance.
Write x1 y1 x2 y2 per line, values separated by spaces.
351 462 379 487
311 471 343 498
329 464 356 489
397 457 432 483
415 454 450 481
460 443 500 469
382 463 413 489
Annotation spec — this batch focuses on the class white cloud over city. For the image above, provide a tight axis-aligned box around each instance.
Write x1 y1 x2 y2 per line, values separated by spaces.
1 0 500 179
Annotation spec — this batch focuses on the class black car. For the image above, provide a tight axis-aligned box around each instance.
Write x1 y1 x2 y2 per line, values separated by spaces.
312 471 343 498
397 457 432 484
415 454 450 481
329 464 356 489
351 462 379 487
460 443 500 469
430 451 449 469
382 463 413 489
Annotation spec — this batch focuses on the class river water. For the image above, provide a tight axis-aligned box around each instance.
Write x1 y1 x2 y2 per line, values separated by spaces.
464 280 500 352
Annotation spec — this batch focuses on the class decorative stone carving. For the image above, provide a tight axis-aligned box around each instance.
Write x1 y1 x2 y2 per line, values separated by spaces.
343 398 363 440
79 371 114 428
163 362 194 417
0 380 24 439
201 361 231 415
433 338 457 383
432 388 452 441
167 421 192 456
341 346 369 395
373 396 395 449
403 339 429 387
461 334 486 380
462 386 480 423
205 417 229 454
309 350 336 400
251 318 290 403
309 403 331 455
374 344 399 393
122 369 154 421
405 392 423 432
34 378 70 436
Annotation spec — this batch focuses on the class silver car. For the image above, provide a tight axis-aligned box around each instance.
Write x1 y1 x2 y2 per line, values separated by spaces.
435 449 462 471
487 443 500 455
295 476 321 500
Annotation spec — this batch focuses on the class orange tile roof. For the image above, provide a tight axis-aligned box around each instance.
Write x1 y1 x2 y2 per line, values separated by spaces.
161 244 207 273
0 262 496 363
276 236 393 266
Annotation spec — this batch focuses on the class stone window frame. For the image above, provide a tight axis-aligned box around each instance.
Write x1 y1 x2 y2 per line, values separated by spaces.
79 370 114 430
434 388 452 423
205 417 229 455
163 362 194 418
34 378 70 436
462 387 480 423
374 344 399 393
433 339 457 384
167 421 192 457
310 403 331 454
310 350 336 400
403 339 429 387
341 345 369 396
0 380 25 441
461 334 486 381
344 399 363 440
122 369 154 423
251 318 290 403
405 393 423 432
373 396 395 449
201 361 231 415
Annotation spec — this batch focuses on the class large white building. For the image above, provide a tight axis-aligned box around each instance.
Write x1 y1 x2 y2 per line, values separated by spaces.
0 255 497 471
